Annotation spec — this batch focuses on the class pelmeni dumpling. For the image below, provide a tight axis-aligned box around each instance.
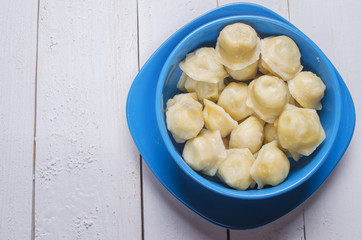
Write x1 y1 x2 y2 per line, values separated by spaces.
166 93 203 143
264 123 278 144
215 23 260 81
218 149 255 190
183 129 226 176
203 99 238 137
229 116 264 154
246 75 289 123
260 36 303 81
276 104 326 156
179 47 227 84
288 71 326 110
264 123 302 161
225 61 258 81
217 82 253 121
250 141 290 189
184 76 225 102
177 72 188 92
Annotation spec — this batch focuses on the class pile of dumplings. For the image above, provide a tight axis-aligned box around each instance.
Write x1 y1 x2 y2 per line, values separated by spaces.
166 23 326 190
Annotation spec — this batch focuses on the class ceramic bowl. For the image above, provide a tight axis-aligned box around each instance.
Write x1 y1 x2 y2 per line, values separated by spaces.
155 16 342 199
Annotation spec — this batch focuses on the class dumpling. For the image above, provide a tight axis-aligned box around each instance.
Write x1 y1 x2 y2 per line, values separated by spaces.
217 82 253 121
276 104 326 156
229 116 264 154
203 99 238 138
215 23 260 81
260 36 303 81
264 123 278 144
288 71 326 110
179 47 227 84
183 129 226 176
264 123 302 161
250 141 290 189
246 75 289 123
218 149 255 190
166 93 204 143
184 76 225 102
177 72 188 92
225 61 258 81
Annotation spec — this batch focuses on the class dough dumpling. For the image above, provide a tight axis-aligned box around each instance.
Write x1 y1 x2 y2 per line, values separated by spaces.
229 116 264 154
218 149 255 190
225 61 258 81
217 82 253 121
166 93 203 143
179 47 227 84
260 36 302 81
250 141 290 189
203 99 238 138
288 71 326 110
264 123 302 161
216 23 260 81
246 75 289 123
177 72 188 92
185 76 225 102
276 104 326 156
264 123 278 144
183 129 226 176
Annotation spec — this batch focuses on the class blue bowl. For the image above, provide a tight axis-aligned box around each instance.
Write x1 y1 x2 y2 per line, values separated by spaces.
156 16 342 199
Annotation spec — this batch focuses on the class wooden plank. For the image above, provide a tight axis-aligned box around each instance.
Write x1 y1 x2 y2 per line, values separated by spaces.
230 206 305 240
218 0 290 19
0 0 37 239
35 0 141 239
289 0 362 239
218 0 305 239
138 0 227 239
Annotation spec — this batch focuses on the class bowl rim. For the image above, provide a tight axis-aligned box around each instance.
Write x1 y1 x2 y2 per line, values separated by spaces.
155 15 342 199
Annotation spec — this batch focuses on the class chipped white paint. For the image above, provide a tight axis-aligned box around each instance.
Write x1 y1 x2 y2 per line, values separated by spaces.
0 0 37 239
35 0 141 239
289 0 362 239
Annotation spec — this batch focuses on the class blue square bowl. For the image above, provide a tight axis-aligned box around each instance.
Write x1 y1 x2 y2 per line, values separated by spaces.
156 16 342 199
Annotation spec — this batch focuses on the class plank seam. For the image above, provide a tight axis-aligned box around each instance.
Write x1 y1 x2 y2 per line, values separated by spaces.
31 0 41 239
136 0 144 239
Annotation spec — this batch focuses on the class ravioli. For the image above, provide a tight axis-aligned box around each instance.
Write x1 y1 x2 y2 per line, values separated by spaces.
179 47 227 84
215 23 261 80
276 104 326 156
217 82 253 121
250 141 290 189
246 75 289 123
260 36 303 81
288 71 326 110
183 129 227 176
218 149 255 190
203 99 238 138
229 116 264 154
166 93 204 143
184 76 225 102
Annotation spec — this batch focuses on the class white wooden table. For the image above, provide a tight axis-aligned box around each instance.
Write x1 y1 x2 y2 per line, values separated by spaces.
1 0 361 239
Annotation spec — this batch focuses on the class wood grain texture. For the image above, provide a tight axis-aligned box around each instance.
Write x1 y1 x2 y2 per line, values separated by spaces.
35 0 141 239
138 0 227 239
289 0 362 239
218 0 305 239
0 0 37 239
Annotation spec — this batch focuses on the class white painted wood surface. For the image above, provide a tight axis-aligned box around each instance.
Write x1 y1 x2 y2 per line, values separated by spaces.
0 0 361 239
138 1 226 239
35 0 141 239
289 1 362 239
0 0 38 239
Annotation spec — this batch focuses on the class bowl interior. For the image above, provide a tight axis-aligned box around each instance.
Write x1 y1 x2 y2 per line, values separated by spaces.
156 16 341 199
